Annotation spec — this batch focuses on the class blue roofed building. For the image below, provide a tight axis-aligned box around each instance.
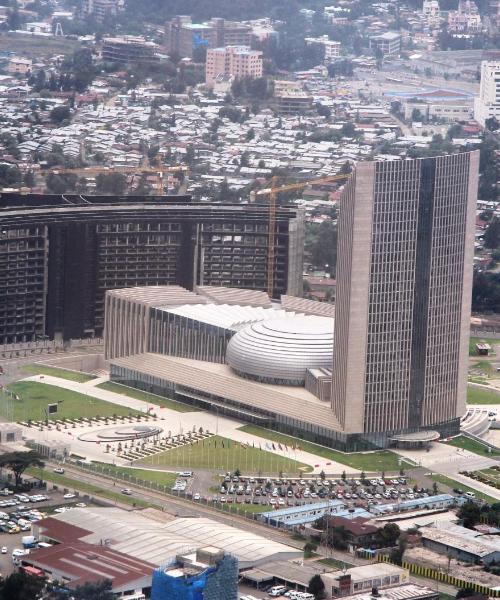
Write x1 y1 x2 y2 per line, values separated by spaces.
371 494 457 515
258 500 373 528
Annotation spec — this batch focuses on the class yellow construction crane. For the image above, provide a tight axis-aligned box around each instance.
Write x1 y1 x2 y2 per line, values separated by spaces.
38 165 189 195
251 173 350 298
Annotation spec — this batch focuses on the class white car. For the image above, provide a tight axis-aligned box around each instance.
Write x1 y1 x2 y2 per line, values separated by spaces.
53 468 65 474
121 489 133 496
75 503 86 508
1 547 6 554
193 493 201 501
63 493 76 499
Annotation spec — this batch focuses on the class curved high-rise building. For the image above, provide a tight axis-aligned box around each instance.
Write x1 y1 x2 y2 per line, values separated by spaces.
0 194 304 343
332 152 479 445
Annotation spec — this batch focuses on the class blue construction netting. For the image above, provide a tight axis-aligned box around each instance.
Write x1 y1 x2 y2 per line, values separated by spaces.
151 554 238 600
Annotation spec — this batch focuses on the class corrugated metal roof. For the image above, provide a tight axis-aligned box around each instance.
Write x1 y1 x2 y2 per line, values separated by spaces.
43 507 301 568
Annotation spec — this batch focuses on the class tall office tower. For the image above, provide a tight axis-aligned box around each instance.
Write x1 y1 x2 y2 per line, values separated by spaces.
474 61 500 126
332 152 479 445
0 194 303 343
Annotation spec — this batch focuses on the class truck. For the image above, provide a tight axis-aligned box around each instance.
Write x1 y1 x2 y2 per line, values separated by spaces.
22 535 36 549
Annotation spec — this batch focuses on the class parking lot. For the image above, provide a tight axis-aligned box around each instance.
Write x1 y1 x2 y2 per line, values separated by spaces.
0 486 92 577
181 473 442 512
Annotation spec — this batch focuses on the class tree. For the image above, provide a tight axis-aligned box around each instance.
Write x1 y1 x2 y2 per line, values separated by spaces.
0 571 44 600
308 220 337 273
341 122 357 137
316 103 331 118
484 217 500 249
246 128 255 141
50 105 70 124
319 470 326 481
95 173 127 195
458 501 481 529
485 116 499 132
308 574 326 599
72 579 114 600
0 451 44 487
411 108 423 122
341 470 346 481
185 144 195 165
375 523 400 548
24 171 36 188
322 523 349 550
303 541 317 558
456 588 482 599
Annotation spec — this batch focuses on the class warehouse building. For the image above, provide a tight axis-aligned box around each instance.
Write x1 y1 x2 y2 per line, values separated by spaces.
33 506 301 569
419 523 500 565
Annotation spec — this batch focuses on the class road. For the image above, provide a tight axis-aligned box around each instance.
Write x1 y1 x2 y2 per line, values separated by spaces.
50 463 462 595
49 462 309 550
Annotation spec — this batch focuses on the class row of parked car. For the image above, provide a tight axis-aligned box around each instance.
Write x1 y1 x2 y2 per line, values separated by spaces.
0 493 50 508
0 507 46 534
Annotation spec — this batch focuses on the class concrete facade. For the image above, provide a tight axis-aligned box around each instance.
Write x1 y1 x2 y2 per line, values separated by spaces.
474 61 500 126
332 153 479 441
205 46 263 87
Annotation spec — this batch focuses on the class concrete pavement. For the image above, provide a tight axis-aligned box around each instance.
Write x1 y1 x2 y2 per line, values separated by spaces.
20 376 361 474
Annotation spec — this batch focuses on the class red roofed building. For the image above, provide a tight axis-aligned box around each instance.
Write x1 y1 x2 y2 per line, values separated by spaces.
21 540 154 596
327 516 378 548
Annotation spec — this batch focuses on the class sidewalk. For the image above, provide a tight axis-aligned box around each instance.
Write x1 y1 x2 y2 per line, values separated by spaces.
24 375 344 472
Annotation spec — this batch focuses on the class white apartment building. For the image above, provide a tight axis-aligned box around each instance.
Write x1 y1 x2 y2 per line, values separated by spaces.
474 61 500 126
205 46 263 87
422 0 441 27
369 32 402 56
304 35 341 63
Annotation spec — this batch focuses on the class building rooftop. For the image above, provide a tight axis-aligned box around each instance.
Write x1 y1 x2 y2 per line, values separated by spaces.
106 285 203 308
23 541 155 591
37 507 300 569
419 526 500 557
338 584 438 600
160 303 299 330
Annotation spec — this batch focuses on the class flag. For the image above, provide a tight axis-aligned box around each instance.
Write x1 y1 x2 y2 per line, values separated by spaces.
259 443 262 450
222 440 225 448
252 442 255 448
278 443 283 451
285 445 288 452
272 443 276 451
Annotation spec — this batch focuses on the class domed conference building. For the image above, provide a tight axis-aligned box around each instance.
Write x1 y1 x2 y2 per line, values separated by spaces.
226 317 333 386
105 153 479 450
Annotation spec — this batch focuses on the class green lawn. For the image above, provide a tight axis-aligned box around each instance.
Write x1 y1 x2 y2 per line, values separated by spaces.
26 468 153 508
137 435 311 475
469 337 498 356
479 467 500 486
443 435 499 456
317 557 354 570
237 425 412 473
467 385 500 405
21 364 96 383
1 381 143 421
91 463 177 488
430 473 497 504
97 381 193 412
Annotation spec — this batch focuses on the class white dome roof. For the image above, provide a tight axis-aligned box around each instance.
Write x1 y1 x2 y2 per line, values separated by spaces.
226 316 334 385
